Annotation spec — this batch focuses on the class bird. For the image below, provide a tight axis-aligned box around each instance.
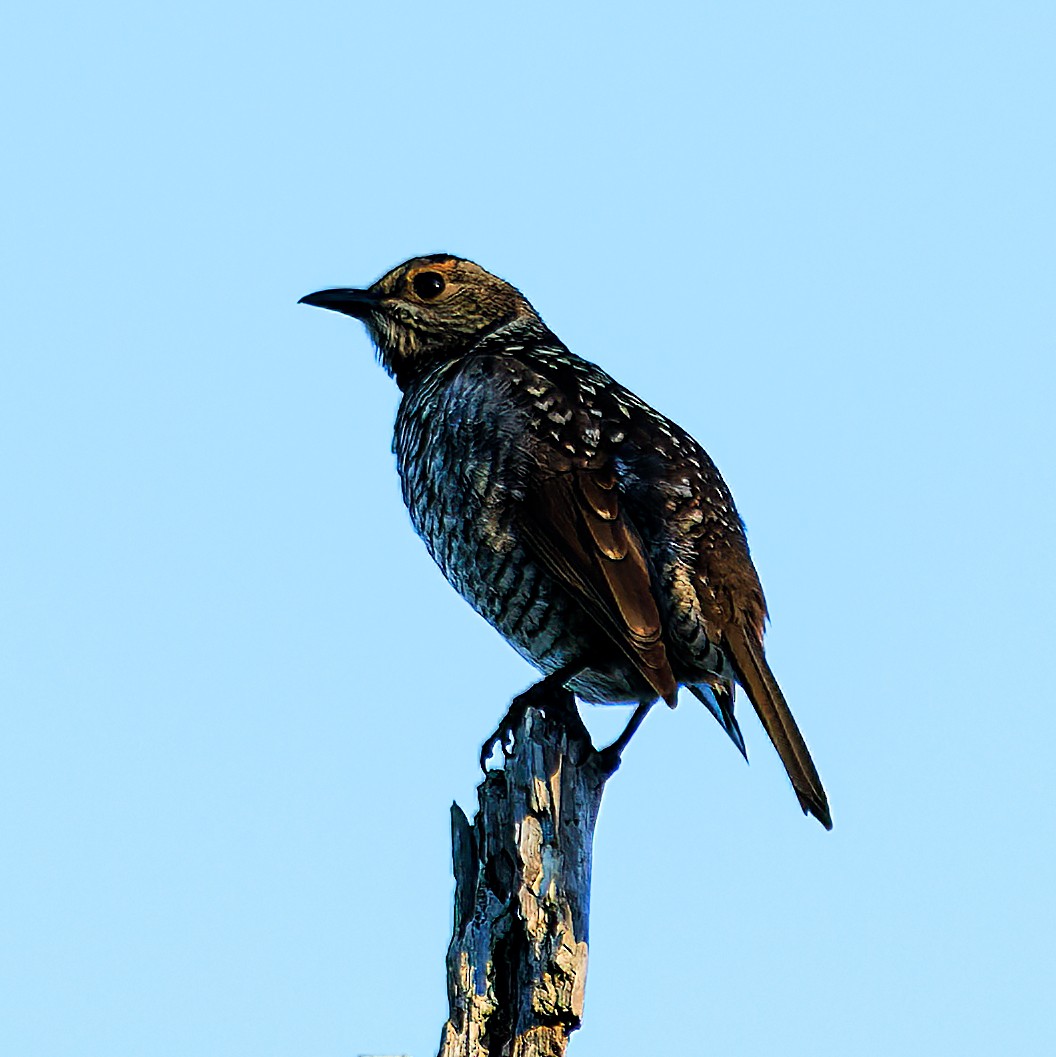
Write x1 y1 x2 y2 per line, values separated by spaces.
300 255 831 829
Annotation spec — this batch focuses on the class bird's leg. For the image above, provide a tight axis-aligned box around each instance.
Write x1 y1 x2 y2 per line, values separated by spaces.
479 662 584 771
596 701 654 775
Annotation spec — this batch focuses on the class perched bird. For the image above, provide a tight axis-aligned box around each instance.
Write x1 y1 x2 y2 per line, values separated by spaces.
300 255 831 828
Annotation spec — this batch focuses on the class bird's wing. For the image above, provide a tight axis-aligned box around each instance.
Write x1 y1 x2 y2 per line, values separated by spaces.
519 452 678 705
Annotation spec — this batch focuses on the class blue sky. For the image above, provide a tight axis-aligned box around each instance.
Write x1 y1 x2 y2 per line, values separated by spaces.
3 3 1053 1055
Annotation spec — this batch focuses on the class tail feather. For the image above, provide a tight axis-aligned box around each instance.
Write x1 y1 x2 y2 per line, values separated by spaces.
687 683 747 760
724 628 832 830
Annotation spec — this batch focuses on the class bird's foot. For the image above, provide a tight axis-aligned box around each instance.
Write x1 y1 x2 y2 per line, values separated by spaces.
478 699 530 771
479 668 580 771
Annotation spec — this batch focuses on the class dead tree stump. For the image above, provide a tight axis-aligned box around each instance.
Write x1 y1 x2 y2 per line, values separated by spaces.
437 691 617 1057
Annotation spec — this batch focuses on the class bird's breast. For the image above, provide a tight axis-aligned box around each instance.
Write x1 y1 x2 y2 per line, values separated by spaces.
393 366 574 665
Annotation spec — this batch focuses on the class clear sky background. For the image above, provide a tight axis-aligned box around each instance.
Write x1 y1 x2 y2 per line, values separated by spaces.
3 3 1054 1055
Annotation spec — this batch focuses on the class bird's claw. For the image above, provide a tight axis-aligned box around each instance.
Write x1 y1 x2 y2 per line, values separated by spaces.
479 701 530 771
479 723 513 771
594 743 623 776
478 679 574 771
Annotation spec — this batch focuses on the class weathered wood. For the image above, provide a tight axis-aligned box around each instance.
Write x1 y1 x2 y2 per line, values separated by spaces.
437 691 617 1057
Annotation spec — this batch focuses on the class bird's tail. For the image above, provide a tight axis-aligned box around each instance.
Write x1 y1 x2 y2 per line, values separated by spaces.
687 683 747 760
724 628 832 829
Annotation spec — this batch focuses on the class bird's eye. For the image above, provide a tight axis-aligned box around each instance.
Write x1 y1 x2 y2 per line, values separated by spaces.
412 271 446 300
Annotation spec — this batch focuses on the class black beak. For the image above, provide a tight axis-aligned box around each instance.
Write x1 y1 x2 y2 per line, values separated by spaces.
298 287 380 318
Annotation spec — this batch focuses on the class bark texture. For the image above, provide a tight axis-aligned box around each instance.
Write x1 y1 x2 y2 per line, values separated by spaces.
437 692 614 1057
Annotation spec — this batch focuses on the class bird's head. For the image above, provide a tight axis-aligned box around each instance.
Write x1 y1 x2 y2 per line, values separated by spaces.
299 255 538 388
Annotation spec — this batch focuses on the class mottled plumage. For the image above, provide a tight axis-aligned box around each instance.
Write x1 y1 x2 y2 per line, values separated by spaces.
300 255 831 828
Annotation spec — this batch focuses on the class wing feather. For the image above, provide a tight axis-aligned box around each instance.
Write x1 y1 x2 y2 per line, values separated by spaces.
520 457 677 703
